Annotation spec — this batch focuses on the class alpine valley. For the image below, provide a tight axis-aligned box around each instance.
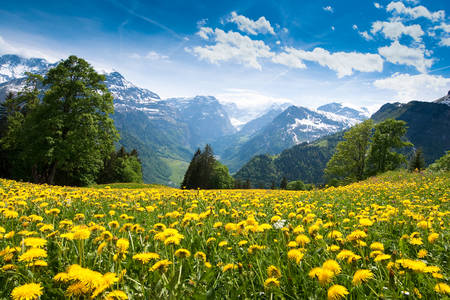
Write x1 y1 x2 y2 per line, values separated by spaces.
0 54 448 187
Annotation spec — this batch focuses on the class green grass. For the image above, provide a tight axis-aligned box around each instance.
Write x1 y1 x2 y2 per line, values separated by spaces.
161 157 189 186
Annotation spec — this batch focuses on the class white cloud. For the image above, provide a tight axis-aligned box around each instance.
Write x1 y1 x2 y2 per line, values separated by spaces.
432 23 450 33
190 29 273 70
216 88 293 111
360 31 373 40
196 18 208 27
323 6 334 13
429 22 450 46
331 26 335 31
130 51 169 61
378 40 432 72
440 37 450 46
374 2 383 9
353 25 373 40
386 1 445 22
272 47 383 78
374 73 450 101
197 27 213 40
371 21 424 42
229 12 275 35
0 35 62 63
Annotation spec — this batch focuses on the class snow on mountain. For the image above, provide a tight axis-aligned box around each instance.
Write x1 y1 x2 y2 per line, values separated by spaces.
317 102 370 120
0 54 54 84
278 105 354 144
434 90 450 106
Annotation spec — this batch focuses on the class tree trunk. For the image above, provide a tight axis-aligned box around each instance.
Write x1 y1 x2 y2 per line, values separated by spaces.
48 160 58 185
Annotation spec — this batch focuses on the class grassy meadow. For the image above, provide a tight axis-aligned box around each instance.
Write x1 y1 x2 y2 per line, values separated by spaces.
0 170 449 299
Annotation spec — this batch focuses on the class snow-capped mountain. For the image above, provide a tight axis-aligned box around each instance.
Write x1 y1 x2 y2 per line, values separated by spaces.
0 54 54 84
434 90 450 106
0 53 373 184
317 102 370 120
165 96 236 146
218 104 368 172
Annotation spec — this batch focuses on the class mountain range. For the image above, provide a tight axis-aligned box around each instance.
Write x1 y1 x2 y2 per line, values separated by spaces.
0 54 368 185
2 54 446 187
236 93 450 188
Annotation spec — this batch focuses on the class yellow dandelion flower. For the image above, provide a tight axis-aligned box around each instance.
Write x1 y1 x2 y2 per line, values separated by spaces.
295 234 310 246
352 269 374 285
116 238 129 253
417 249 427 258
374 254 391 262
434 283 450 295
105 290 128 300
11 283 43 300
150 259 172 272
218 241 228 247
238 240 248 246
194 251 206 262
18 248 47 262
22 238 47 248
264 277 280 289
428 233 439 244
174 248 191 258
327 284 349 300
359 218 373 226
132 252 160 264
287 249 304 264
267 265 281 278
369 242 384 252
322 260 341 275
222 263 237 272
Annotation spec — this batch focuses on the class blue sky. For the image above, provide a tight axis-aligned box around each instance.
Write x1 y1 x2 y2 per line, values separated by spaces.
0 0 449 111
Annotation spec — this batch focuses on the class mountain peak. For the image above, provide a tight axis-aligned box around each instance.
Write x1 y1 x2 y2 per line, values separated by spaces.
434 90 450 106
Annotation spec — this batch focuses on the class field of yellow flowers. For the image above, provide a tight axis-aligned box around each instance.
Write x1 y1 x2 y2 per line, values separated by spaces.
0 170 449 299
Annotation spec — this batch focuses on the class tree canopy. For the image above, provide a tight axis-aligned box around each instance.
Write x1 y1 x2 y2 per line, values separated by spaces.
325 118 412 185
182 145 234 189
325 119 373 184
0 55 126 186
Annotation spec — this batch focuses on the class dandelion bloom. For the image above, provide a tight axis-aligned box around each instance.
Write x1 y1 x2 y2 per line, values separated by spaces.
295 234 310 246
287 249 304 264
434 283 450 295
72 228 91 240
194 251 206 262
369 242 384 252
428 233 439 244
359 218 373 226
18 248 48 262
374 254 391 262
309 267 334 285
264 277 280 289
116 238 129 253
222 263 237 272
322 260 341 275
11 283 43 300
22 237 47 248
150 259 172 272
352 269 374 285
105 290 128 299
174 248 191 258
417 249 427 258
132 252 160 264
327 284 349 300
267 265 281 278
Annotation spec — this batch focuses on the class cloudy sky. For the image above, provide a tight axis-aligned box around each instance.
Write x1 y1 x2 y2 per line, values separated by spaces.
0 0 449 111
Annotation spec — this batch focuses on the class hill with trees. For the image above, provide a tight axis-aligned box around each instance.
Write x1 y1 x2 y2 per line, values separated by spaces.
235 97 450 188
0 56 142 186
182 145 234 189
